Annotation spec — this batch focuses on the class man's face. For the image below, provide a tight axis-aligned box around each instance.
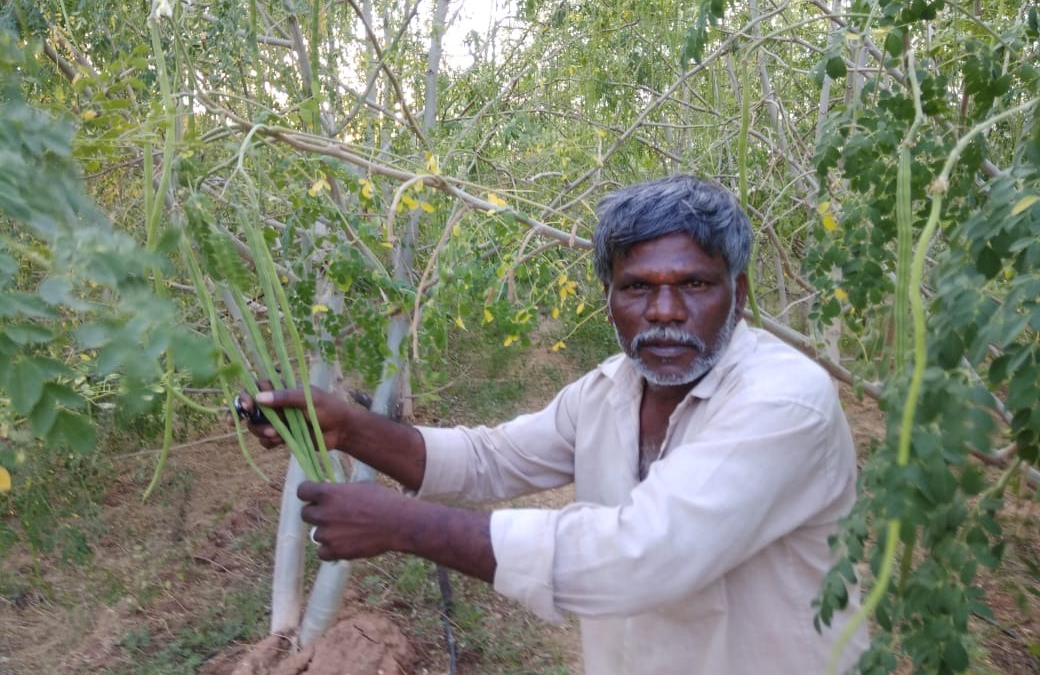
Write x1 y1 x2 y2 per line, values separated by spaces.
606 232 747 388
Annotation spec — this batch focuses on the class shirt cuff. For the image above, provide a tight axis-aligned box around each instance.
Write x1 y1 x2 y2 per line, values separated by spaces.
490 509 565 623
414 426 471 499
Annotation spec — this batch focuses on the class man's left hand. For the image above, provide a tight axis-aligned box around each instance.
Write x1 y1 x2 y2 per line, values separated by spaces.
298 481 409 561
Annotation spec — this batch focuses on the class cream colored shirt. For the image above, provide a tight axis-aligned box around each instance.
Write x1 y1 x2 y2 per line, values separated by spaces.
418 321 868 674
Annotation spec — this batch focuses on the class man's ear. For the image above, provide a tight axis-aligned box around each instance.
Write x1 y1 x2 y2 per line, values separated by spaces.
733 273 749 318
603 283 613 324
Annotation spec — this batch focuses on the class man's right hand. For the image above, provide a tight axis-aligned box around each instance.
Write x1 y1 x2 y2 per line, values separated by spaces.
234 385 428 491
236 385 353 452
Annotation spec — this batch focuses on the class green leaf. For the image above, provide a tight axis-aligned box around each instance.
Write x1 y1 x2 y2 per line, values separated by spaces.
826 56 847 80
0 252 16 283
943 637 968 671
75 322 113 349
1007 363 1038 409
169 333 219 383
27 356 72 381
155 227 181 256
38 277 90 310
884 29 904 57
959 465 986 496
9 358 45 415
987 353 1010 385
44 382 87 410
28 397 59 436
975 246 1001 279
4 322 54 345
51 410 96 455
0 293 57 319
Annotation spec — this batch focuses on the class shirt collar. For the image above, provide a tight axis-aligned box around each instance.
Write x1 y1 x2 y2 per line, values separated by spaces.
598 319 753 402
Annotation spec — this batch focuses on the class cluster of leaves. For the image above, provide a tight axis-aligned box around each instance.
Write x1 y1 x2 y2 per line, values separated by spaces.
0 26 215 548
805 0 1040 671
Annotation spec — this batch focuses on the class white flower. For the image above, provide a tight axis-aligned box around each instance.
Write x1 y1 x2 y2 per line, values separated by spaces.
150 0 175 19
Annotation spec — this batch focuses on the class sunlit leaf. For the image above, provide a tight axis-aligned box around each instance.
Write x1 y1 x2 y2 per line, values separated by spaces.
1011 195 1038 216
358 178 375 200
308 177 330 196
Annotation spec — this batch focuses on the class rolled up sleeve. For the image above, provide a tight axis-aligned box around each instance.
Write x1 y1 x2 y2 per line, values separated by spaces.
415 380 583 503
490 509 566 622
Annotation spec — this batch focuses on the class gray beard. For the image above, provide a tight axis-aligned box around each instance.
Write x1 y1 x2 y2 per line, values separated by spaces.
615 303 736 387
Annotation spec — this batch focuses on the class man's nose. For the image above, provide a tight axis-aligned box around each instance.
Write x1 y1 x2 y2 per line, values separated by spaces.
645 285 688 323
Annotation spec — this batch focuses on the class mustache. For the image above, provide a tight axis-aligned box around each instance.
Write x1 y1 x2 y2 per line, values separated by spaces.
630 326 706 353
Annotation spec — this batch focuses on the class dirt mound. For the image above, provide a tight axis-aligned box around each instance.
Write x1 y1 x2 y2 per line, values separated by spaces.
222 613 414 675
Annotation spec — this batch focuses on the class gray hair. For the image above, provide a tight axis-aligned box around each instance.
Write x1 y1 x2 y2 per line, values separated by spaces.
592 175 753 286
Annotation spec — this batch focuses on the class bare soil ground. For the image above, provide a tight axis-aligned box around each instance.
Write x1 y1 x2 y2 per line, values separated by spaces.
1 357 1038 674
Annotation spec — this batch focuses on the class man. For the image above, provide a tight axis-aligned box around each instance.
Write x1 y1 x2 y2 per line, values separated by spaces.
241 175 868 674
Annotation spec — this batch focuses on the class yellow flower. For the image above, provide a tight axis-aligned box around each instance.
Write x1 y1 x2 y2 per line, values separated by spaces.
359 178 375 200
425 153 440 174
503 334 519 347
454 316 467 331
80 109 98 121
0 467 11 493
552 341 566 352
311 303 330 315
817 201 839 232
483 308 493 324
486 193 508 209
308 177 330 197
575 302 585 315
834 288 848 302
419 201 435 213
552 307 560 320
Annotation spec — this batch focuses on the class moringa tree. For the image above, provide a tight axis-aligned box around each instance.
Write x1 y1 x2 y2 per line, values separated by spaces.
4 0 1039 670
